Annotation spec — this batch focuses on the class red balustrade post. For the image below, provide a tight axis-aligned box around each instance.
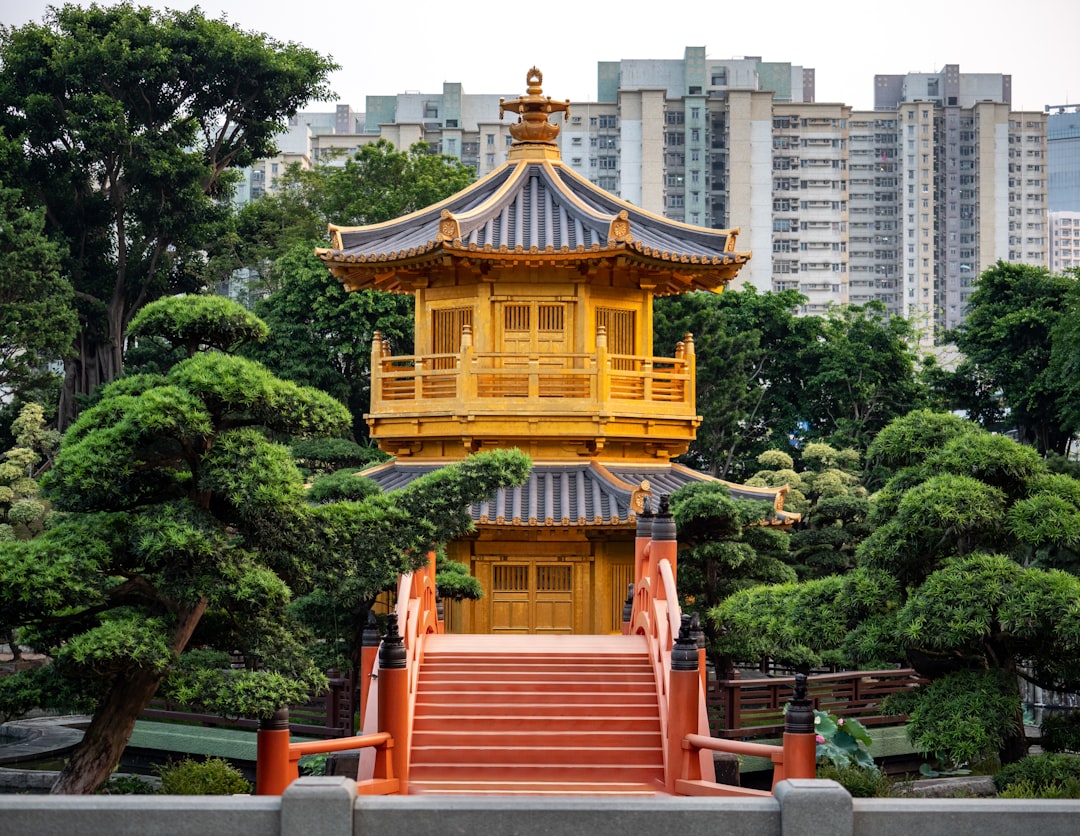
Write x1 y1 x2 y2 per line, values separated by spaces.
690 613 708 694
377 613 410 793
779 673 817 786
666 615 701 794
631 503 653 629
255 708 293 795
358 611 381 730
651 495 677 597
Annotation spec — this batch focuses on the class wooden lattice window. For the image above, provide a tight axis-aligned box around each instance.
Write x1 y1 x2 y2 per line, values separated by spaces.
503 303 531 333
535 564 572 593
597 307 636 369
537 304 564 334
493 564 529 592
432 306 473 369
432 306 473 354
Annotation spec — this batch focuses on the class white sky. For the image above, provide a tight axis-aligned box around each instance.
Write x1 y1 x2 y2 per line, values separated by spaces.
5 0 1079 113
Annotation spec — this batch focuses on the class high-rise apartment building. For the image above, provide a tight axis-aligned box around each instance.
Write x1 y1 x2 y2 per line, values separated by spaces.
246 55 1048 339
1048 105 1080 212
1050 211 1080 272
870 67 1048 337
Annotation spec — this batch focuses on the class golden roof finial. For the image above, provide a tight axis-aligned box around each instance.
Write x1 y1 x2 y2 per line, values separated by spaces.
499 68 570 144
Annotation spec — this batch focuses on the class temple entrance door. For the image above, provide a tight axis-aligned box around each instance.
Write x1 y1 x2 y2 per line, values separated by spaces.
491 561 574 634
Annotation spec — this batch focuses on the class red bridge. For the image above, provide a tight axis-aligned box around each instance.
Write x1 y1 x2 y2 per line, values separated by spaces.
255 502 818 797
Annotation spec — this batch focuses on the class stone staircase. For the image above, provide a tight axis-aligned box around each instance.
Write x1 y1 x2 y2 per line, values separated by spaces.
407 633 666 795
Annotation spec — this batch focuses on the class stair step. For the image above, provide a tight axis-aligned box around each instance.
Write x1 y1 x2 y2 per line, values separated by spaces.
411 745 664 767
413 715 660 732
419 671 655 684
416 690 658 705
412 730 661 747
408 763 665 783
408 781 665 796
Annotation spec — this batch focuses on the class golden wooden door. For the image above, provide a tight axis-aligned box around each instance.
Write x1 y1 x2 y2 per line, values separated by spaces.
491 561 574 634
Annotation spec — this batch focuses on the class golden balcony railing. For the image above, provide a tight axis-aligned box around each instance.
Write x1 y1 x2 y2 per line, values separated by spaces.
368 329 696 418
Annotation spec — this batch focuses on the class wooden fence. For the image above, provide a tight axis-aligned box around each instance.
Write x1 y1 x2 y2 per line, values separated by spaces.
141 670 354 738
707 668 926 738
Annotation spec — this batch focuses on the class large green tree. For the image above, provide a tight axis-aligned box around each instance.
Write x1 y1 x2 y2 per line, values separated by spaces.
245 245 413 440
798 302 923 450
0 3 338 427
654 285 813 479
232 141 474 438
0 176 77 408
0 296 529 794
951 260 1074 455
1049 273 1080 445
711 410 1080 767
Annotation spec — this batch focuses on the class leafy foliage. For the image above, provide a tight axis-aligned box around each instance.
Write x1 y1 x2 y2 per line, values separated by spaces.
993 753 1080 795
0 296 529 793
0 3 338 425
951 261 1074 454
0 177 76 406
129 295 269 359
155 757 251 795
245 245 414 440
654 286 812 478
886 669 1022 768
814 710 875 771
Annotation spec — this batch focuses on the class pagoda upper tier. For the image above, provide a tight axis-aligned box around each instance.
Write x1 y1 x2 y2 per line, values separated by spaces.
316 68 752 462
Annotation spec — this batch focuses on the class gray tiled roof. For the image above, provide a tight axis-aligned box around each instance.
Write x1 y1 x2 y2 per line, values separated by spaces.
359 460 795 527
324 160 740 266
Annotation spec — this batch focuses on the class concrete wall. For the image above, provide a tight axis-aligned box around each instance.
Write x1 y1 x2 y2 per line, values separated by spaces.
3 777 1080 836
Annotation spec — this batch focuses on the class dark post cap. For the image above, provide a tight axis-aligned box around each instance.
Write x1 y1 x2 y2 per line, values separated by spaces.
379 613 407 669
361 609 381 647
651 493 676 541
671 613 699 672
784 672 814 734
259 707 289 731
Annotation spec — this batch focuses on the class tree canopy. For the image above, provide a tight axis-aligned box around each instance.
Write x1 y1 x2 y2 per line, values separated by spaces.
232 141 475 438
950 261 1074 455
0 176 76 409
0 3 338 427
0 295 530 794
711 410 1080 767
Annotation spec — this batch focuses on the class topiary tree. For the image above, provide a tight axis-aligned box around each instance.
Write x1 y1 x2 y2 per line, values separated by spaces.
712 410 1080 768
748 443 870 579
669 481 794 675
0 296 530 793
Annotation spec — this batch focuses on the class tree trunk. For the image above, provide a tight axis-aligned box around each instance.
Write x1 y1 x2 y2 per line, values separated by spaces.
58 337 123 431
50 599 208 794
50 666 166 794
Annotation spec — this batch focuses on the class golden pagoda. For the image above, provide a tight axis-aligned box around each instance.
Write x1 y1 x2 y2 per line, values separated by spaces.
317 69 792 635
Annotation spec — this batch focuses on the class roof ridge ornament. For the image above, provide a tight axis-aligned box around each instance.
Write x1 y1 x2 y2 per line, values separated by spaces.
500 68 570 146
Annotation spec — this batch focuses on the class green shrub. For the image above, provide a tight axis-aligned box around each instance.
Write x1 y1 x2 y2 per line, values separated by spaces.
307 468 381 503
817 763 895 797
1041 710 1080 753
290 438 388 476
156 757 252 795
993 753 1080 795
997 778 1080 799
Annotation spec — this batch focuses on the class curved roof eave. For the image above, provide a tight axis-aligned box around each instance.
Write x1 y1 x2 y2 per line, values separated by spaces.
316 158 750 285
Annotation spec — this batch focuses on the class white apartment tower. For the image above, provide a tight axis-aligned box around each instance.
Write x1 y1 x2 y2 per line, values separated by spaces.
871 66 1047 338
246 57 1048 338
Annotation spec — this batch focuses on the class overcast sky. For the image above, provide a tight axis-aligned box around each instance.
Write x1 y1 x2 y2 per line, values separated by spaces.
5 0 1078 114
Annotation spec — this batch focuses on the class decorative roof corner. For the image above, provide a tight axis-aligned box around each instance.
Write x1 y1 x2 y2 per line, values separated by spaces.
436 209 460 244
608 210 633 245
